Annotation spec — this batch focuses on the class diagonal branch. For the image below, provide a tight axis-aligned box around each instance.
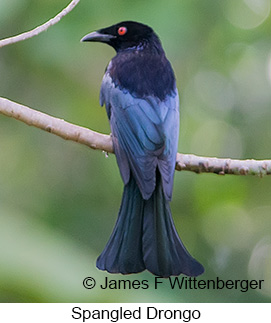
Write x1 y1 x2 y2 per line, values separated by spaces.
0 97 113 153
0 0 81 48
1 96 271 176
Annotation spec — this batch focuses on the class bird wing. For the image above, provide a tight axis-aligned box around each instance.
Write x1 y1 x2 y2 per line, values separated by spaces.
100 73 179 200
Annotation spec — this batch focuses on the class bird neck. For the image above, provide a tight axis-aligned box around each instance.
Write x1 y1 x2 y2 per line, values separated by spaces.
116 34 164 55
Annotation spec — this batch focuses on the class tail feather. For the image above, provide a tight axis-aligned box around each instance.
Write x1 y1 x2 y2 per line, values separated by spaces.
96 177 145 274
142 174 204 277
96 175 204 277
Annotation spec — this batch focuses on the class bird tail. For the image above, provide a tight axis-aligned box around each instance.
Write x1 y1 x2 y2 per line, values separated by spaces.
96 174 204 277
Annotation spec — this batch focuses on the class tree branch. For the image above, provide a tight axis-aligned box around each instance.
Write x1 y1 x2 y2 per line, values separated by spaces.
1 96 271 176
0 97 113 153
175 154 271 176
0 0 81 48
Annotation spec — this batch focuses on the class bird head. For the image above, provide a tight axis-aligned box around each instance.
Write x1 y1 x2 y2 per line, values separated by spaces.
81 21 161 52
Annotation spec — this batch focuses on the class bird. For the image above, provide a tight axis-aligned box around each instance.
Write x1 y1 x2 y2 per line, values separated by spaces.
81 21 204 277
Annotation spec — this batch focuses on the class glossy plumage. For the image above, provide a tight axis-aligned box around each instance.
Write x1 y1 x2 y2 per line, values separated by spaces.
82 21 204 277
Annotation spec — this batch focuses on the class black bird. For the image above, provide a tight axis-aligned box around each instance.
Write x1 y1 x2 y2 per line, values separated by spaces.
81 21 204 277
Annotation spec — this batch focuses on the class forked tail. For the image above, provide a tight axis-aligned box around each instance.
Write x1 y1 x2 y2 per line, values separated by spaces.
96 174 204 277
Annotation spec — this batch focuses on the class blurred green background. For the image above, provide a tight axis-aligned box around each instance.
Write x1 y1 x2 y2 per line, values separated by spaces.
1 0 271 302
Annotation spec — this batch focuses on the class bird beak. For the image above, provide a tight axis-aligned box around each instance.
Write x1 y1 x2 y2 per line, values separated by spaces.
80 31 116 43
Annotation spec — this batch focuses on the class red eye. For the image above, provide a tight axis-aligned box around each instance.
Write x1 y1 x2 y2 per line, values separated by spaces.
118 27 127 36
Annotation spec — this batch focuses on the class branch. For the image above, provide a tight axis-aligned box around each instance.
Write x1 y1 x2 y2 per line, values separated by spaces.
175 154 271 176
0 0 81 48
0 97 113 153
1 97 271 176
